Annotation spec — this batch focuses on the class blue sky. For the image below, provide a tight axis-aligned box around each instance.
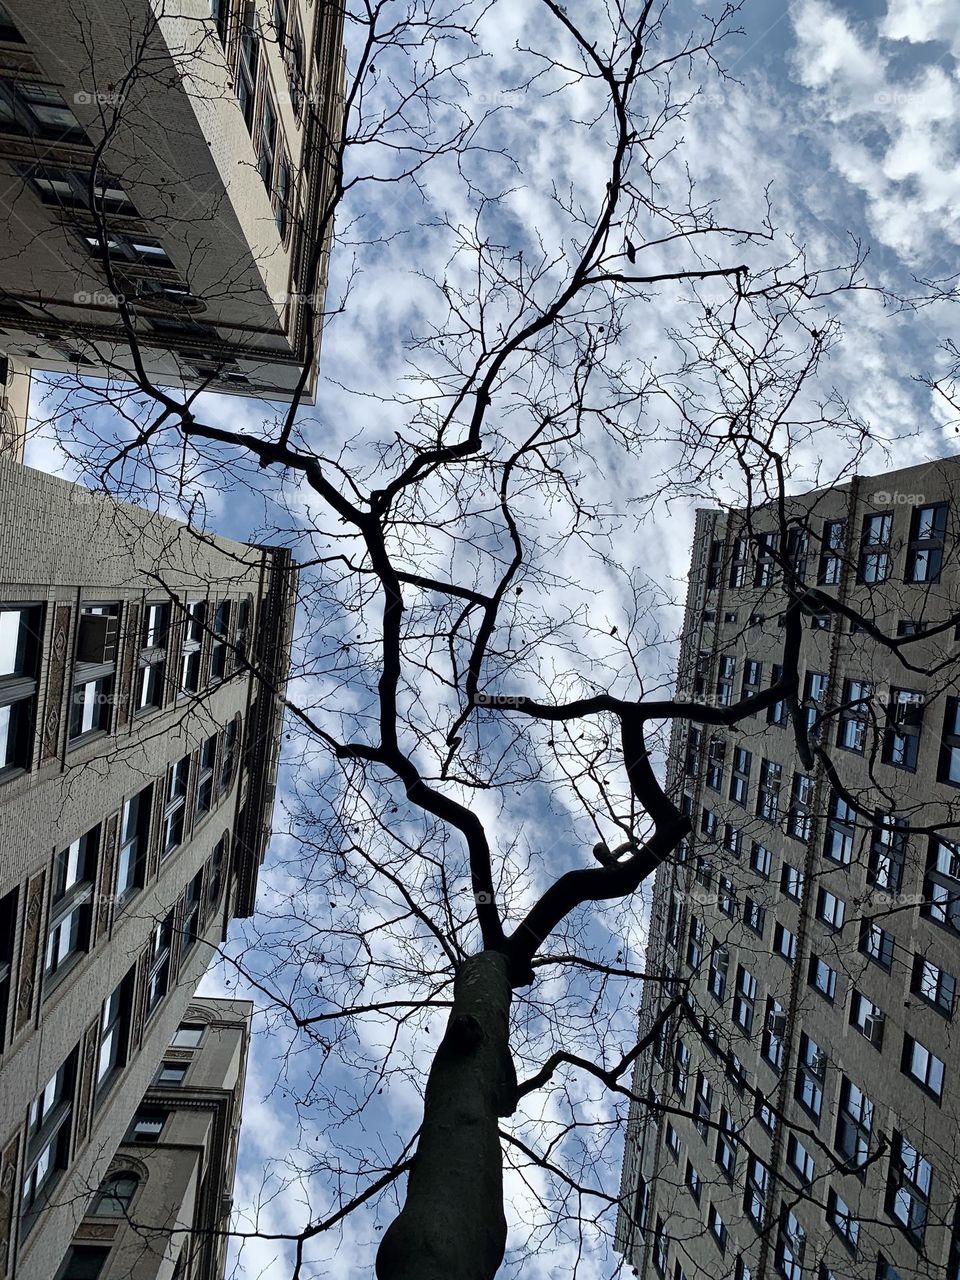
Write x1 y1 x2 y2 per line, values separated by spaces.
25 1 960 1275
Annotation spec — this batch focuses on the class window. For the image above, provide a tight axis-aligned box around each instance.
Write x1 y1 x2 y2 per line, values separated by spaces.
0 603 42 775
729 535 749 587
137 601 169 712
819 518 845 584
116 785 152 900
850 990 884 1047
684 726 702 777
257 90 278 188
858 511 892 583
741 659 763 705
787 525 808 579
733 965 757 1034
715 1107 737 1178
81 230 173 267
707 941 728 1000
901 1034 944 1100
756 1098 777 1134
773 922 797 966
717 875 737 916
700 808 718 842
126 1107 167 1143
859 918 894 970
824 793 856 865
886 1133 932 1245
90 1170 138 1217
883 688 924 771
716 656 735 707
912 954 955 1016
708 1203 727 1253
762 999 786 1069
685 915 703 970
786 1134 815 1184
730 747 752 805
827 1188 859 1252
836 1076 873 1171
684 1160 702 1203
692 1071 712 1138
22 1052 75 1227
160 754 190 858
924 835 960 930
939 698 960 786
735 1259 753 1280
802 670 829 734
195 733 217 819
0 80 87 139
145 913 174 1018
795 1032 825 1120
808 955 837 1002
727 1052 747 1093
206 834 228 912
706 736 725 789
180 600 206 695
780 862 804 902
743 896 766 938
156 1061 188 1086
45 827 98 984
751 841 772 878
275 152 292 237
653 1213 668 1276
172 1022 204 1049
787 772 814 840
672 1040 689 1100
767 664 788 726
70 604 119 741
775 1207 805 1280
838 678 873 754
209 600 231 682
744 1156 768 1228
0 886 16 1048
234 596 252 665
237 17 259 128
905 502 947 583
55 1246 110 1280
220 716 240 795
96 970 133 1095
754 530 779 587
877 1257 904 1280
869 812 908 891
816 887 846 931
757 759 782 822
664 1122 681 1160
182 870 203 958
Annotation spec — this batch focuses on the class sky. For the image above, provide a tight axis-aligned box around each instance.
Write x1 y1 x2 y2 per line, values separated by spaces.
23 0 960 1276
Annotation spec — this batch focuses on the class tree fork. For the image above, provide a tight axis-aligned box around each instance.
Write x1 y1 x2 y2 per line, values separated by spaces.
376 950 517 1280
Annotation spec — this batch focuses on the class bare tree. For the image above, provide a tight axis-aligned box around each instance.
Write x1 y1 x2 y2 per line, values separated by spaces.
15 2 960 1279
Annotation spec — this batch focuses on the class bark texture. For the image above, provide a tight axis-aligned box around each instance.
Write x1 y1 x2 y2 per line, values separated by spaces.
376 949 516 1280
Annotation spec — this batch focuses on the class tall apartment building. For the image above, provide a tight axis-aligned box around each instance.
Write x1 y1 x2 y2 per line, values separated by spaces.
0 456 296 1279
0 0 345 407
618 457 960 1280
55 997 253 1280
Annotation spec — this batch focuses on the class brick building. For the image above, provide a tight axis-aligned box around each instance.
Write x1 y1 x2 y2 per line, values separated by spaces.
0 0 345 406
0 456 295 1279
54 998 253 1280
618 457 960 1280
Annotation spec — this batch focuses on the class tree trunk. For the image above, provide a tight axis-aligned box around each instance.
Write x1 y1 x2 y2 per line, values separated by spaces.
376 949 516 1280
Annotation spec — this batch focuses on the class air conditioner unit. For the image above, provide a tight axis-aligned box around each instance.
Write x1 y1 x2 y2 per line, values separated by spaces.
76 613 118 664
864 1013 884 1039
894 696 925 727
767 1011 787 1036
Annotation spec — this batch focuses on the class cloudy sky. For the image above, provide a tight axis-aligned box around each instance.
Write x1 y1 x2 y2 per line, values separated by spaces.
25 1 960 1276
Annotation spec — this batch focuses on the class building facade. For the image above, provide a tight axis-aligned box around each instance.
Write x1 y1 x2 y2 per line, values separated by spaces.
0 0 344 405
0 456 295 1279
618 457 960 1280
54 998 253 1280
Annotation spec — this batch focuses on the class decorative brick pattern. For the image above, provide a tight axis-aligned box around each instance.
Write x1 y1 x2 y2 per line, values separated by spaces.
40 604 71 762
14 869 45 1036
